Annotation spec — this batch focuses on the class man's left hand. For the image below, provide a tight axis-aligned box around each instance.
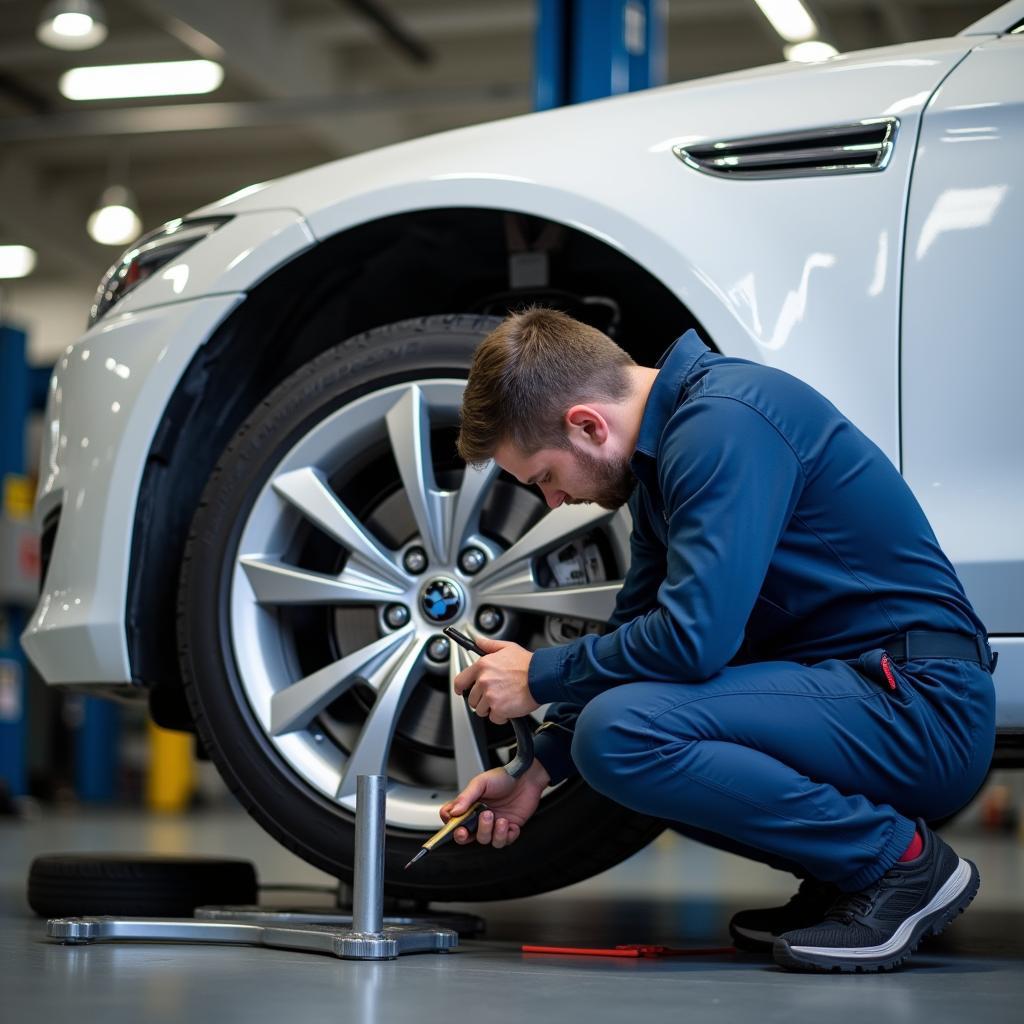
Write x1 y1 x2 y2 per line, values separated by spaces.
453 636 539 724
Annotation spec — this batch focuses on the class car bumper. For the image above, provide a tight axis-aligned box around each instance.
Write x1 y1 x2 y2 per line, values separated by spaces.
21 295 243 685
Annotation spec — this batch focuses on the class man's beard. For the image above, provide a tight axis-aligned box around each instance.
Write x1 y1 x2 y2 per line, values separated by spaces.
565 447 636 510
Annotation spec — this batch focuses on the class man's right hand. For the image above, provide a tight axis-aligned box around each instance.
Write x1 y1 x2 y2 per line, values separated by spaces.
439 759 550 849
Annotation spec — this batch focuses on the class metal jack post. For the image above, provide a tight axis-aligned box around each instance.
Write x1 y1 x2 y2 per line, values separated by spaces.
48 775 464 960
332 773 460 958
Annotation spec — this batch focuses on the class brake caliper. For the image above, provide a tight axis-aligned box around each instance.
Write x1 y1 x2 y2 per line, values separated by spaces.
543 537 607 644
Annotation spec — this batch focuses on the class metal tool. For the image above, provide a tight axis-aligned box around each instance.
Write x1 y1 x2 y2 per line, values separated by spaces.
441 626 535 779
47 775 459 960
403 800 487 871
403 626 535 871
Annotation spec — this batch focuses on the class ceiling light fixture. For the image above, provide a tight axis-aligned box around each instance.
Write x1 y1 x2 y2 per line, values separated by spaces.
37 0 108 51
784 40 839 62
87 186 142 246
753 0 818 43
59 60 224 101
0 246 38 279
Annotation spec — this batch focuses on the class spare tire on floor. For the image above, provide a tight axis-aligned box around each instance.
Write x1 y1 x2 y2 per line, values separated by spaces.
27 854 258 917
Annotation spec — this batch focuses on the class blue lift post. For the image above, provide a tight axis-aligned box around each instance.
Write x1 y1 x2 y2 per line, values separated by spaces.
534 0 667 110
0 324 35 799
0 323 119 803
72 694 120 802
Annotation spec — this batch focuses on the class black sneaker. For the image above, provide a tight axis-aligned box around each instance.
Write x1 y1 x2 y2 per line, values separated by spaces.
729 878 842 952
773 819 980 973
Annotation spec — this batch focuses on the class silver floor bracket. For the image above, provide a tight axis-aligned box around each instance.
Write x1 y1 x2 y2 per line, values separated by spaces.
193 905 484 938
47 775 461 960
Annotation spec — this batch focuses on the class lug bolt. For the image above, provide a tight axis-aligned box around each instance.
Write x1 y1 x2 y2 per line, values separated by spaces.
384 603 410 629
458 546 487 575
477 606 503 632
403 546 428 574
426 636 450 663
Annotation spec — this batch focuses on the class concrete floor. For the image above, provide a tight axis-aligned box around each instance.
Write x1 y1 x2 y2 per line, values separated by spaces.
2 805 1023 1023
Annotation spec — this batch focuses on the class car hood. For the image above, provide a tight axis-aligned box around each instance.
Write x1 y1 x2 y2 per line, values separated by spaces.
187 33 988 225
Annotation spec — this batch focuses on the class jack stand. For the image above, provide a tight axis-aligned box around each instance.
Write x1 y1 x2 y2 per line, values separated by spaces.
47 775 466 960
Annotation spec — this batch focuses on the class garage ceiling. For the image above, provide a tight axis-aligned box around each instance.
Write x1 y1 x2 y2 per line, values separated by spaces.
0 0 997 282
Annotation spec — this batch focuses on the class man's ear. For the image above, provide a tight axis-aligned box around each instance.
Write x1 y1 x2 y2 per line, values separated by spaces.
565 405 609 446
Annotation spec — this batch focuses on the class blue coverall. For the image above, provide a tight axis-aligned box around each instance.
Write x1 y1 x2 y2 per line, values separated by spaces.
527 330 996 892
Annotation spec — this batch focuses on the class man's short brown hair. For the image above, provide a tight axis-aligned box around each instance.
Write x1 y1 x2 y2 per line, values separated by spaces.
457 305 636 466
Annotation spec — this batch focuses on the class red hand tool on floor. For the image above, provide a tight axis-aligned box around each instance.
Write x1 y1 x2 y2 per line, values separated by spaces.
521 943 737 958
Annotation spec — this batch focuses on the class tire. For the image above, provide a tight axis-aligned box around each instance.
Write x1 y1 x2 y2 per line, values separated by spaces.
177 313 664 902
27 854 258 917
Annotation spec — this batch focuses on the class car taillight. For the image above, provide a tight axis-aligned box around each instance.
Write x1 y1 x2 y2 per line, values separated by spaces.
89 216 231 326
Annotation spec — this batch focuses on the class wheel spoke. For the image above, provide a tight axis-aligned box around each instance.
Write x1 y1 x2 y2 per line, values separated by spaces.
446 460 500 564
472 504 621 588
272 467 407 588
270 628 413 737
240 557 404 606
385 385 452 567
477 574 622 621
335 634 425 800
448 643 489 789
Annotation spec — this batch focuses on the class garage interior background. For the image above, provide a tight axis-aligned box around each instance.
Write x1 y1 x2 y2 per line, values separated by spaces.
1 0 1019 817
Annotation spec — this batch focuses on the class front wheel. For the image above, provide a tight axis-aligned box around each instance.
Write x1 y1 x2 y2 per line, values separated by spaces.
177 314 665 901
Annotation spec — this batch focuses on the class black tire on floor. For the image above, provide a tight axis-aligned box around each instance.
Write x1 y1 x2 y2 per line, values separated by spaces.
27 854 259 917
176 313 666 902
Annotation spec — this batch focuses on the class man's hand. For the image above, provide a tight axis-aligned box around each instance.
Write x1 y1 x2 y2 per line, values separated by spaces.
453 635 539 724
440 761 551 848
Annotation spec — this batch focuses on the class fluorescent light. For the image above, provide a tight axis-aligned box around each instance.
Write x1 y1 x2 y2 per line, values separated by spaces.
0 246 38 279
87 186 142 246
60 60 224 101
785 40 840 62
88 204 141 246
753 0 817 43
37 1 108 51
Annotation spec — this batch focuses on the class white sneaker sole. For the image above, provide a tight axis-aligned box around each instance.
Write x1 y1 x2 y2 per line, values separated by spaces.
775 857 979 972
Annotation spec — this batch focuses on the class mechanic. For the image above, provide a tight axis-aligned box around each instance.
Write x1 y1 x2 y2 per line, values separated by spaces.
442 305 997 973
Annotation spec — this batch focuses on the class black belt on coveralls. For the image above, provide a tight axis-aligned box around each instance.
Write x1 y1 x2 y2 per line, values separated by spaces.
881 630 997 672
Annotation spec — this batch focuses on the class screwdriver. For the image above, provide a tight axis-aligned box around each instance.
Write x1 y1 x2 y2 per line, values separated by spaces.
403 800 488 870
404 626 535 870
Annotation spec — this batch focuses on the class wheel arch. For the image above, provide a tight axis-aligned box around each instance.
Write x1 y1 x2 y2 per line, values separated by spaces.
132 203 712 728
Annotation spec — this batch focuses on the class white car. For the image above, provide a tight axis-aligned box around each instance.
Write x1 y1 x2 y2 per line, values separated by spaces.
24 1 1023 900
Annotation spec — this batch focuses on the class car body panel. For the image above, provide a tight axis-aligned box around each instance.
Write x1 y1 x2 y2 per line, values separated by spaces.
103 209 313 320
192 37 977 467
20 32 1023 734
901 34 1024 724
22 209 314 683
22 295 244 683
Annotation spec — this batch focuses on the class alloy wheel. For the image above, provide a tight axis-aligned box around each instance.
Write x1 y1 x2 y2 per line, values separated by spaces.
230 377 631 830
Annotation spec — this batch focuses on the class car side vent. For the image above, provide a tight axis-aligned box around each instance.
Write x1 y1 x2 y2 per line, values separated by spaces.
673 118 899 180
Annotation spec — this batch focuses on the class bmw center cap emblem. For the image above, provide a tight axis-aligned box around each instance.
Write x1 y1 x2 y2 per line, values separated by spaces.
420 577 464 623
